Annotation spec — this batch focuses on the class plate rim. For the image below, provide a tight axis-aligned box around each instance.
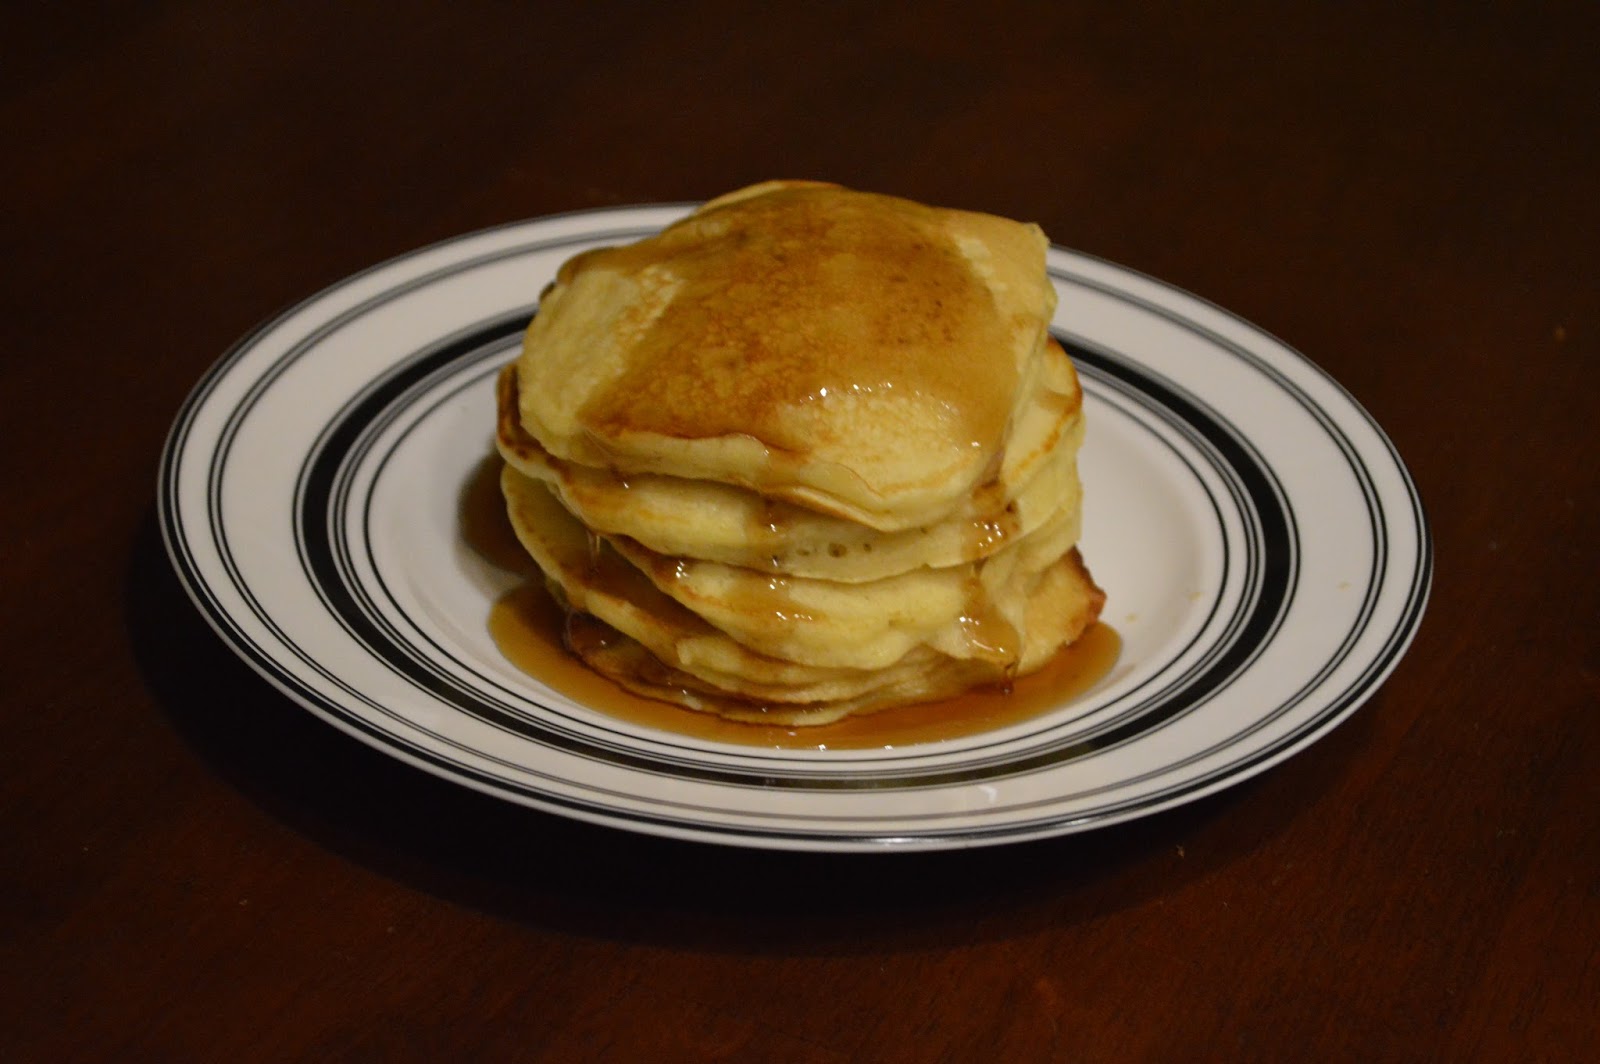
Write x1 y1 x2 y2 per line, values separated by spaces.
158 205 1433 852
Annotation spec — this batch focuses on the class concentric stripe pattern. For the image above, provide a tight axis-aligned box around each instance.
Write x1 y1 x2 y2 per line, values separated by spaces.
158 208 1431 849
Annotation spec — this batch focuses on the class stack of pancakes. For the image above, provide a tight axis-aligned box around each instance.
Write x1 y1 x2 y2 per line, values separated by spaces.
495 181 1103 725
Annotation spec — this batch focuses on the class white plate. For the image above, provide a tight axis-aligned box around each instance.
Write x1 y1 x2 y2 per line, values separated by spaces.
159 204 1430 852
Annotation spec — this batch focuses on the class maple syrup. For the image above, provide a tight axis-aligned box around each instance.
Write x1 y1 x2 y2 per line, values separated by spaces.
467 456 1118 750
565 187 1018 465
487 581 1118 751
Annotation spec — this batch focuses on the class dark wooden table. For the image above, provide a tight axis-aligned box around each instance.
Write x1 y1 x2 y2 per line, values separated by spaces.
5 4 1595 1060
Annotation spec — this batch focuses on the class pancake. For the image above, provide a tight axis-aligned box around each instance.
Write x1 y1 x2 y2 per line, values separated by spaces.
495 338 1084 582
501 467 1103 725
503 462 1083 672
501 467 967 703
494 181 1104 725
513 180 1058 531
561 546 1103 727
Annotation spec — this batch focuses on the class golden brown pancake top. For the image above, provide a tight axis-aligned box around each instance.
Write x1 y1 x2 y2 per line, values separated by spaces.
516 181 1057 529
564 185 1018 457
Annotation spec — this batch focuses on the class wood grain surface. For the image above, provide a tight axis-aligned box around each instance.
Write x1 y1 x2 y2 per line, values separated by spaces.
3 3 1595 1060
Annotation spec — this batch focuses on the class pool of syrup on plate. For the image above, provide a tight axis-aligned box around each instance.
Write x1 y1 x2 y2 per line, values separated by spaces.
464 456 1119 750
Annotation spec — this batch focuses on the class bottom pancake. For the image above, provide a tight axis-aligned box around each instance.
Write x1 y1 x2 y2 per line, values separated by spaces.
548 546 1105 726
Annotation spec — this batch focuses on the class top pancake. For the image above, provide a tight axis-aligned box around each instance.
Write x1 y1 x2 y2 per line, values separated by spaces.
514 180 1057 531
495 339 1083 582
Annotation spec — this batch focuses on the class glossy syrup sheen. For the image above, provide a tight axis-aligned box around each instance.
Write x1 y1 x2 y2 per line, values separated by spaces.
567 186 1019 456
487 581 1119 751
